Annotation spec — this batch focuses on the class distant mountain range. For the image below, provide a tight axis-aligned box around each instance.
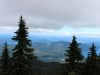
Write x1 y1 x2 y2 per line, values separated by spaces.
0 33 100 63
0 41 99 63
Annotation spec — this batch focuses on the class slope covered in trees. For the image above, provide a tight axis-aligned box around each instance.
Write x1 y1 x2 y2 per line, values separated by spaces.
0 41 90 63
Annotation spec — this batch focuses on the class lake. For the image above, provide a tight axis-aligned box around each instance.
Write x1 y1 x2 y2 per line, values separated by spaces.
82 49 100 59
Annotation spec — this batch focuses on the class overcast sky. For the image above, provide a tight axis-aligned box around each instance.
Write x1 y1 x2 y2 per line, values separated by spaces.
1 0 100 37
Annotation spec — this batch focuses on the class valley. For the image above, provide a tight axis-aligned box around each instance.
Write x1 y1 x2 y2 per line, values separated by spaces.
0 41 98 63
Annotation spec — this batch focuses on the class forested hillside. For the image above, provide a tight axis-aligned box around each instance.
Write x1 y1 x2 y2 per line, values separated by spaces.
0 41 90 63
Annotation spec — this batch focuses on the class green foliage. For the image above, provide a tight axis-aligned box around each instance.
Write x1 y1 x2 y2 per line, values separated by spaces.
10 15 38 75
82 43 99 75
97 53 100 74
63 35 84 74
68 71 77 75
0 41 10 74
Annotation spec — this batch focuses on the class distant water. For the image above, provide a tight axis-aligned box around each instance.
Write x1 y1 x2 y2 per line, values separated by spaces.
0 42 35 44
0 42 100 59
0 41 35 44
0 42 18 44
82 49 100 59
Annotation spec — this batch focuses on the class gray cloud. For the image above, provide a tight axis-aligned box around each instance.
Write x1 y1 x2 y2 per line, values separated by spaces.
0 0 100 32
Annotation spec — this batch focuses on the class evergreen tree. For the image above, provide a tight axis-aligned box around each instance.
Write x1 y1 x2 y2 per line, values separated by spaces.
62 35 84 74
97 53 100 74
82 42 99 75
0 41 10 74
97 53 100 66
81 53 91 75
10 15 37 75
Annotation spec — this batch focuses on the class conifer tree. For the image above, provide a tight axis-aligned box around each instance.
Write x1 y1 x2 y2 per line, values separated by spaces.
97 53 100 66
63 35 84 74
82 43 99 75
0 41 10 74
10 15 37 75
81 53 91 75
97 53 100 74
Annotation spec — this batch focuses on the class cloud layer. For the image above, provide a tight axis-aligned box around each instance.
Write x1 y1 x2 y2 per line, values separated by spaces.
0 0 100 32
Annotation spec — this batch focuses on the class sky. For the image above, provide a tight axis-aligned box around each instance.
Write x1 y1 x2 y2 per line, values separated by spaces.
1 0 100 39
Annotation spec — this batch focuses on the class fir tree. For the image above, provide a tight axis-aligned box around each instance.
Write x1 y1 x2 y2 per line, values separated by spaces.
62 35 84 74
82 42 99 75
97 53 100 74
97 53 100 66
0 41 10 74
11 15 37 75
81 53 91 75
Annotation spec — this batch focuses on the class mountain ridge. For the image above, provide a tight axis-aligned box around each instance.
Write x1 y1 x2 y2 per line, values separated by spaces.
0 41 97 63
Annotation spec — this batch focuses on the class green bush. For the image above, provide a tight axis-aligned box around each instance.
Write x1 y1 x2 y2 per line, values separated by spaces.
68 71 77 75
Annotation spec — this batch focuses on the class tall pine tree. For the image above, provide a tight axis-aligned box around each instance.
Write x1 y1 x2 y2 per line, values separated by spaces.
63 35 84 74
97 53 100 74
10 15 37 75
0 41 10 74
97 53 100 66
82 42 99 75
